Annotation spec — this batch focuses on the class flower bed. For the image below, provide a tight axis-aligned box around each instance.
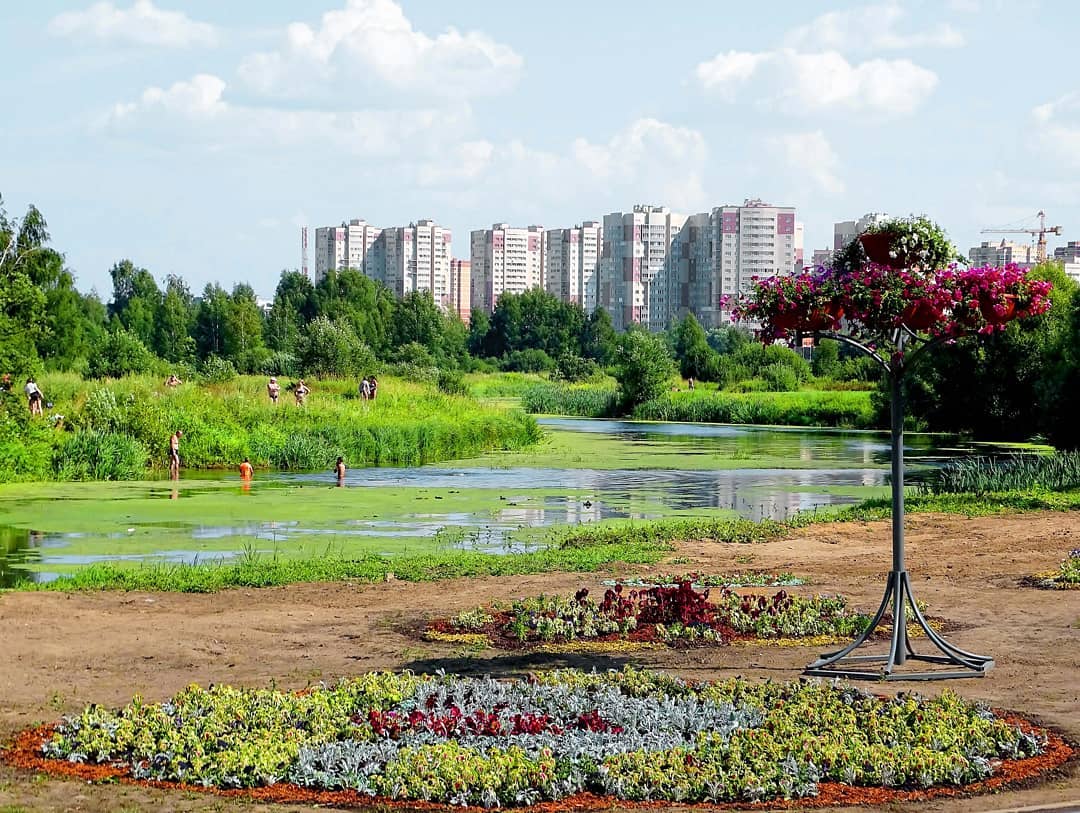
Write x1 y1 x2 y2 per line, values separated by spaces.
430 583 882 649
14 667 1069 809
1024 550 1080 590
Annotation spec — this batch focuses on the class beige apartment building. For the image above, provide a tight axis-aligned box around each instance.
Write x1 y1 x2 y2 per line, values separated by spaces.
469 224 546 312
544 222 602 311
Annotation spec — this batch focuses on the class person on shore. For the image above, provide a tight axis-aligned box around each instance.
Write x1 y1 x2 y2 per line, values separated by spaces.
239 457 253 480
688 377 695 391
168 430 183 479
359 377 371 402
267 376 280 404
165 374 182 387
369 376 378 402
335 456 346 484
24 378 44 416
294 379 310 406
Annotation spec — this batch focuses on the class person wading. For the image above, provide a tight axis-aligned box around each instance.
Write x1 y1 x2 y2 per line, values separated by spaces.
168 430 183 479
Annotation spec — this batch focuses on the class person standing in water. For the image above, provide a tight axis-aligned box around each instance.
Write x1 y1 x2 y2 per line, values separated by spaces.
335 456 346 484
168 430 183 479
239 457 254 480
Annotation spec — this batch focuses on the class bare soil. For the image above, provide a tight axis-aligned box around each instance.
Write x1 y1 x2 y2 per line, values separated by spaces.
0 512 1078 813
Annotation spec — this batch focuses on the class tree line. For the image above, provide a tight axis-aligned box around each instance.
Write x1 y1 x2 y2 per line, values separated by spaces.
2 195 1077 446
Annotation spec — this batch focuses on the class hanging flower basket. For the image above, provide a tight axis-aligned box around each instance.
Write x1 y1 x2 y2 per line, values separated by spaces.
980 293 1017 324
900 301 941 331
859 233 908 269
771 310 802 329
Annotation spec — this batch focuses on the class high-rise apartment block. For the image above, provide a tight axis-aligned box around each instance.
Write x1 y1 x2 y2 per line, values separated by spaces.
1053 241 1080 263
544 222 602 311
314 225 347 282
344 219 383 278
469 224 546 312
381 220 452 302
597 205 687 331
449 259 471 322
968 240 1034 267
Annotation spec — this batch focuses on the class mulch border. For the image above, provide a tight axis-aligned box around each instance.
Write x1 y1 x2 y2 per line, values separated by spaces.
3 712 1075 811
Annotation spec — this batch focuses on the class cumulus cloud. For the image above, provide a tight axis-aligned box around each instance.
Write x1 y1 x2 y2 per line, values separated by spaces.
770 130 844 195
1031 93 1080 169
237 0 522 102
785 3 964 52
48 0 217 48
104 73 468 156
696 48 937 115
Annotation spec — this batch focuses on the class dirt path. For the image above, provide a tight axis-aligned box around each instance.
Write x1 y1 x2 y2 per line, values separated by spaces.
0 512 1077 812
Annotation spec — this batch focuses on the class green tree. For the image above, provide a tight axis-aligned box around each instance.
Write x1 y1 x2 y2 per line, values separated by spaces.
580 307 618 365
670 313 714 380
485 289 585 359
298 316 375 377
313 269 394 354
193 283 230 359
265 271 314 354
811 339 841 379
108 259 161 347
392 290 444 350
88 328 156 379
706 325 751 356
614 330 676 409
224 283 266 370
154 276 196 363
467 309 491 357
0 197 49 374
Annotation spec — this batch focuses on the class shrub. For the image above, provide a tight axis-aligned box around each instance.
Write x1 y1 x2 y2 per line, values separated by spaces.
299 317 376 378
614 331 676 409
502 349 555 373
261 351 298 377
761 362 799 392
552 353 600 383
87 329 156 379
436 369 468 397
199 355 237 383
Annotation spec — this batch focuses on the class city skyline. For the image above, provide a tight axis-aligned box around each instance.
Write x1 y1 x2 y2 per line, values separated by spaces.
3 0 1079 299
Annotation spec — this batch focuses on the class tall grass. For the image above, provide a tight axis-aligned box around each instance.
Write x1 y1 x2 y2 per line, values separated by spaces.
521 382 876 428
1 373 541 482
924 451 1080 495
522 383 620 417
632 390 877 428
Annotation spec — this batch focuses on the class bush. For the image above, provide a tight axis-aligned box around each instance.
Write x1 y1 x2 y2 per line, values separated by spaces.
87 329 156 379
261 351 298 377
811 339 841 379
298 317 376 378
436 369 468 397
552 353 600 383
199 355 237 383
54 430 146 481
502 349 555 373
762 362 799 392
614 331 676 409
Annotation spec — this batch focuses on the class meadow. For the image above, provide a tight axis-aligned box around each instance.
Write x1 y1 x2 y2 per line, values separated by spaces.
0 373 540 482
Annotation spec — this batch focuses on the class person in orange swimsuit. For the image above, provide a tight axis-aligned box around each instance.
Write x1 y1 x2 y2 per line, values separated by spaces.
239 458 254 480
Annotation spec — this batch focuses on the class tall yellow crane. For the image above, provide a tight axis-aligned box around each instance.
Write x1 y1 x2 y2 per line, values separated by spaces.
981 210 1062 262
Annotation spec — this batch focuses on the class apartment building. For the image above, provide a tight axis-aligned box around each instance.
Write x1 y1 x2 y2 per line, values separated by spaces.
1053 241 1080 262
544 222 602 311
469 224 546 312
449 259 471 322
711 200 798 327
313 224 347 283
968 240 1034 267
344 219 383 279
663 212 713 330
597 205 686 331
381 220 452 302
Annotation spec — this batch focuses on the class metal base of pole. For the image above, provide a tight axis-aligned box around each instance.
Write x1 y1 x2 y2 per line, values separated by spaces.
804 570 994 681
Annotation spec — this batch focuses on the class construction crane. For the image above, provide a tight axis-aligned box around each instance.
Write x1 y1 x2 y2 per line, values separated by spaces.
981 210 1062 262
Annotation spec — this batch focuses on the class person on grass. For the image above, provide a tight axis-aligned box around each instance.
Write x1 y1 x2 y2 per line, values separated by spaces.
360 377 371 402
165 374 182 387
369 376 378 402
24 378 44 416
294 379 310 406
267 376 280 404
168 430 183 479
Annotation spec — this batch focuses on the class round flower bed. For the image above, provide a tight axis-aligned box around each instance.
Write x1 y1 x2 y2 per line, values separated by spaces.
428 582 909 650
9 668 1070 809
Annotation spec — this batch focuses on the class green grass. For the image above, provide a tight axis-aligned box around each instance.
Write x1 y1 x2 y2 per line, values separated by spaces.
12 489 1078 593
465 371 549 399
520 382 876 428
0 373 540 482
923 451 1080 495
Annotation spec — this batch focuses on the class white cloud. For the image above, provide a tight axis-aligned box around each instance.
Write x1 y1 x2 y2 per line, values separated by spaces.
785 3 964 52
1031 93 1080 169
770 130 844 195
48 0 217 48
104 73 468 157
696 48 937 115
237 0 522 103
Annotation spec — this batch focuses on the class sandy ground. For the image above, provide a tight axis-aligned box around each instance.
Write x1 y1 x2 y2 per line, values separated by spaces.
0 511 1077 813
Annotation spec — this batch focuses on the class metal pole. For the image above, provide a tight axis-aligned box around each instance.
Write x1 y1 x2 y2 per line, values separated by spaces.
890 339 906 665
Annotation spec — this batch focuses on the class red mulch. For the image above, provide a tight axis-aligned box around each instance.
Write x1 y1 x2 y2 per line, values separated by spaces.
4 713 1073 811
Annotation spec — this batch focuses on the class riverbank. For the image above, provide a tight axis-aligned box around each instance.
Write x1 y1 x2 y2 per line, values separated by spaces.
1 509 1078 812
0 373 540 482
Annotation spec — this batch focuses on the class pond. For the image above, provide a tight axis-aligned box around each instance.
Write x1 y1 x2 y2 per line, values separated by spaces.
0 418 990 586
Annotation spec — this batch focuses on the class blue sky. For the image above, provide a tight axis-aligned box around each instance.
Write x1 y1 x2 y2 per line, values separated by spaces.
2 0 1078 298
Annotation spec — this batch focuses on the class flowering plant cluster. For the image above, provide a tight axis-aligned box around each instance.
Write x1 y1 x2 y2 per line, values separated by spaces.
604 571 805 589
41 667 1046 806
443 582 873 648
735 262 1051 339
1030 549 1080 590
